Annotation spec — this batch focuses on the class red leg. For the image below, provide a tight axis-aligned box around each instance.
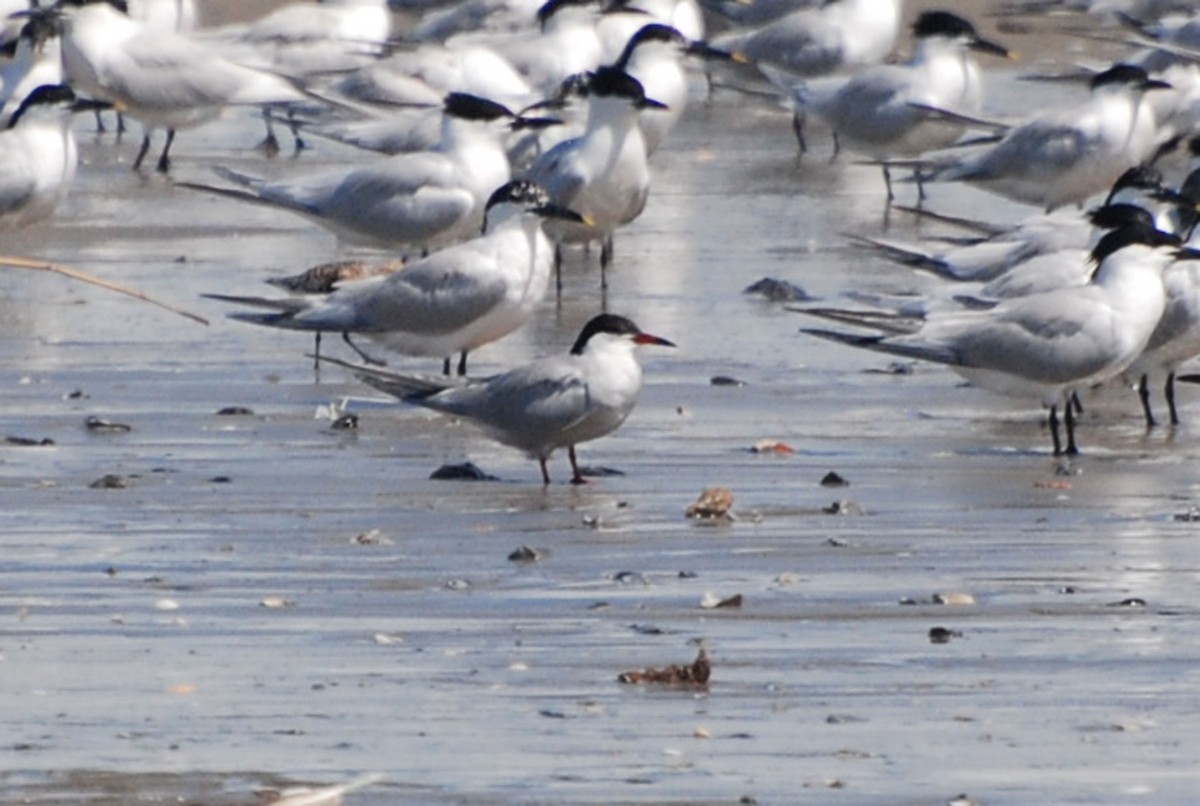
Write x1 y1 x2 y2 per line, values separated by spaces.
569 446 586 485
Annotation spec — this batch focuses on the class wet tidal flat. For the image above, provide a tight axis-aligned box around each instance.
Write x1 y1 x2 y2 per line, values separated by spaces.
5 10 1200 806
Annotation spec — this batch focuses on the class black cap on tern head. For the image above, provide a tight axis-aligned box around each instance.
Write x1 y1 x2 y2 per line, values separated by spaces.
589 66 667 109
537 0 595 29
1086 203 1155 231
1105 164 1162 201
8 83 75 128
912 11 979 39
912 11 1011 58
1090 63 1171 92
1089 222 1180 268
56 0 130 12
442 93 515 121
485 179 587 227
486 179 553 211
570 313 675 355
16 9 66 48
615 24 685 70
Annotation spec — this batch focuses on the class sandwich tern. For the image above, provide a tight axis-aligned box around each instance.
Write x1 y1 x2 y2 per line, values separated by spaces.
179 93 531 252
803 224 1180 455
204 179 584 376
791 10 1012 201
325 312 674 484
923 64 1172 211
448 0 606 95
59 0 307 173
0 9 64 122
710 0 902 81
523 65 664 283
612 23 735 154
200 0 389 77
1124 250 1200 425
0 83 101 231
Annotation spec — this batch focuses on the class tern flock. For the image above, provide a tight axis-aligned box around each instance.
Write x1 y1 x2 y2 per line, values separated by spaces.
8 0 1200 478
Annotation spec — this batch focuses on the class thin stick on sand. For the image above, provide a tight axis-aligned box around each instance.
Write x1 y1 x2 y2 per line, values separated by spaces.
0 254 209 326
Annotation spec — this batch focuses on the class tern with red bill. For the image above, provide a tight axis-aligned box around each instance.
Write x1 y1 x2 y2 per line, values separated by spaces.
321 313 674 484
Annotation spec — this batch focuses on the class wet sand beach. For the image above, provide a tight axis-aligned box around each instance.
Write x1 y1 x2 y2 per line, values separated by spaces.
4 2 1200 804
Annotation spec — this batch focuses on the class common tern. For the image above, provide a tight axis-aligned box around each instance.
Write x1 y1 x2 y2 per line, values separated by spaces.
791 11 1012 201
523 65 664 283
179 93 532 252
804 224 1181 455
923 64 1172 211
204 179 585 376
325 312 674 484
59 0 307 173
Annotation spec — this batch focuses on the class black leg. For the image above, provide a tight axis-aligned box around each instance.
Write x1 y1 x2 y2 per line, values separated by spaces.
342 332 385 366
554 244 564 295
260 109 281 157
456 350 468 377
313 331 322 371
94 109 107 134
287 109 306 154
568 445 585 485
882 165 894 204
155 128 175 174
1138 373 1156 428
442 357 451 376
132 133 152 170
1048 404 1063 456
791 110 807 155
1064 397 1079 456
1166 371 1181 426
600 235 613 290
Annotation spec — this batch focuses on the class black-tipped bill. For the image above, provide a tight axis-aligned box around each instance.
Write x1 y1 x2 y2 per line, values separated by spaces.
535 203 588 224
510 115 564 131
969 37 1013 59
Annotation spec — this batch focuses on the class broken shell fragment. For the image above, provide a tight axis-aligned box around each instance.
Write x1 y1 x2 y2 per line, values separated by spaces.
686 488 735 520
750 440 794 454
508 545 543 563
84 416 132 433
932 592 976 606
928 626 962 644
618 648 710 686
700 592 743 609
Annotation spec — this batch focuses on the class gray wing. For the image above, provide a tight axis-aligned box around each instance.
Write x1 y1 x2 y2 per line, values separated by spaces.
524 139 587 208
428 357 592 438
295 245 508 334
